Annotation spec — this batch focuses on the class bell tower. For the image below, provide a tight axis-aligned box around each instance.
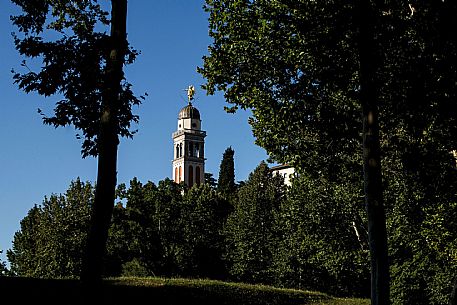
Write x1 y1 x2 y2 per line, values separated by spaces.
172 86 206 187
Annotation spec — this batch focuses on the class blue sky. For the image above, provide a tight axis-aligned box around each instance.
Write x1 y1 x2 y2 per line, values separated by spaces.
0 1 268 263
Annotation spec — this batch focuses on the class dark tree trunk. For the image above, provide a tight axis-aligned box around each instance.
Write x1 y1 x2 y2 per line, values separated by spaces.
357 1 390 304
450 279 457 305
81 0 128 285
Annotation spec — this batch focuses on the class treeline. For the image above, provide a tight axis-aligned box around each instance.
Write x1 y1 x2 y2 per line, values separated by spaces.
5 157 457 304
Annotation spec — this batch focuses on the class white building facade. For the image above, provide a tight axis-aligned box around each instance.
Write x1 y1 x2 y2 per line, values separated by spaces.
271 164 296 186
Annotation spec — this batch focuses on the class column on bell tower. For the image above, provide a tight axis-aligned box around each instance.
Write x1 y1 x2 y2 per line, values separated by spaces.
172 98 206 187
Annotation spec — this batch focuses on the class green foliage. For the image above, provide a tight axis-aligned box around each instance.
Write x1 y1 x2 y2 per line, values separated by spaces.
273 175 370 296
11 0 142 156
378 7 457 302
150 178 187 275
121 258 151 277
0 250 8 276
385 162 457 305
178 184 231 278
217 147 236 195
200 0 456 179
200 0 457 303
224 161 286 283
106 178 230 279
7 170 456 302
199 0 361 177
205 172 217 188
106 178 182 276
7 179 93 278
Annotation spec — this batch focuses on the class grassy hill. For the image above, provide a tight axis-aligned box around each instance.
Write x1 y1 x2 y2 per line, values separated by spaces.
0 276 369 305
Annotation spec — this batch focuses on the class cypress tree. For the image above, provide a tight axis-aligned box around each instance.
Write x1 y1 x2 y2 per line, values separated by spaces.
217 147 236 195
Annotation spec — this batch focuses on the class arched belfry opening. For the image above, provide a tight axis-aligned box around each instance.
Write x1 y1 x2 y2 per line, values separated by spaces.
172 86 206 187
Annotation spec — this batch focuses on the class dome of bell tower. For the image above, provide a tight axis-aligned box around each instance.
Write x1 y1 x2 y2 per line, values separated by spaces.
178 103 200 120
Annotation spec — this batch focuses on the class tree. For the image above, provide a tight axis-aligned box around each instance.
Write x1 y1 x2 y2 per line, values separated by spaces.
217 147 236 196
104 200 131 276
383 156 457 305
105 179 155 277
11 0 142 282
118 178 160 276
199 1 387 301
224 162 286 283
106 178 174 277
273 174 370 296
7 179 93 278
0 251 9 276
376 3 457 303
178 184 231 278
106 178 231 279
452 281 457 305
199 1 456 303
109 178 185 277
204 172 217 188
7 205 41 277
152 178 186 276
357 2 389 303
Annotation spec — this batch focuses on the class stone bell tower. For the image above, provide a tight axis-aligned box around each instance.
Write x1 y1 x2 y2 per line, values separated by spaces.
172 86 206 187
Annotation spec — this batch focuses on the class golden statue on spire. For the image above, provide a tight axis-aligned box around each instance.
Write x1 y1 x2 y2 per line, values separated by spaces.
186 85 195 103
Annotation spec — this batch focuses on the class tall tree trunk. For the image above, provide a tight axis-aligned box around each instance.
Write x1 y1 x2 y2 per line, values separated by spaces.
81 0 128 284
450 279 457 305
357 1 390 304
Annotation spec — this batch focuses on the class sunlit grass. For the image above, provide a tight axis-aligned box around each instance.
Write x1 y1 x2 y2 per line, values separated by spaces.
107 276 369 305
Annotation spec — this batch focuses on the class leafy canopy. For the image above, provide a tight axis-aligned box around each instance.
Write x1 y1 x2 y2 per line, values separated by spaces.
11 0 143 157
199 0 457 179
199 0 362 179
7 179 93 278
